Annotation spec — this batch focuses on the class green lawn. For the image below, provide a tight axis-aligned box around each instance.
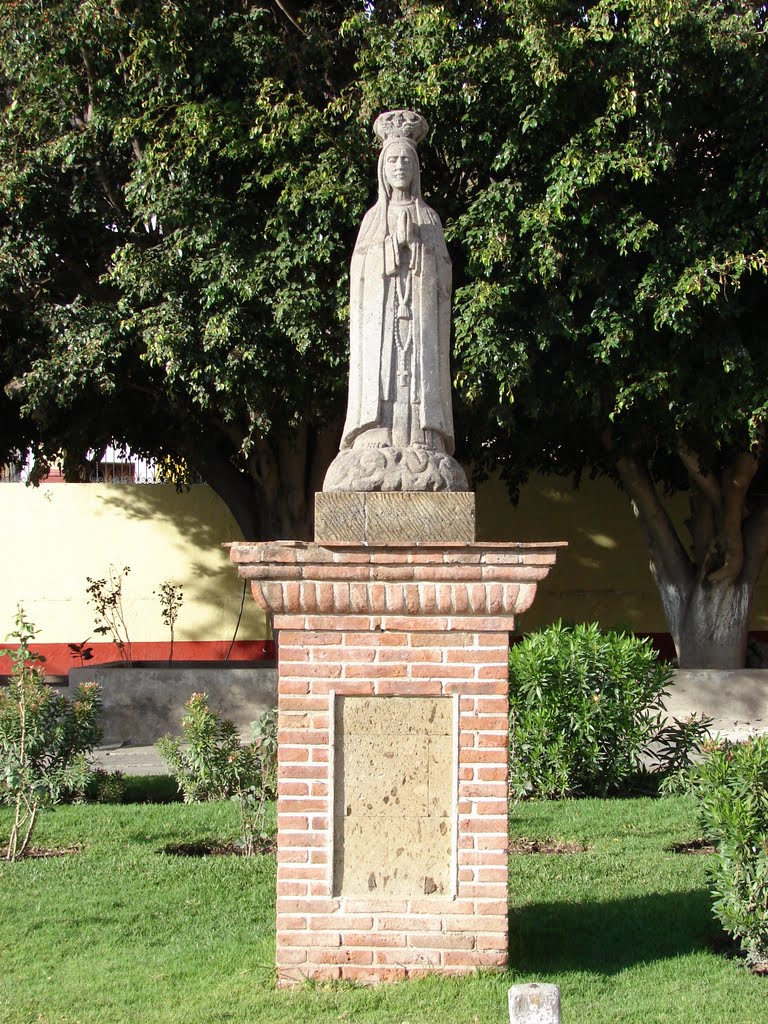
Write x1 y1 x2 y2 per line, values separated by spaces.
0 794 765 1024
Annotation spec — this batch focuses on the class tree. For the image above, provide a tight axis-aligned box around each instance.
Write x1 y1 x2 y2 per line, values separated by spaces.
0 0 376 538
349 0 768 668
4 1 768 667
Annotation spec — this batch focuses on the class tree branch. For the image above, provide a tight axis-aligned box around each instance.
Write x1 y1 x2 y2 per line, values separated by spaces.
608 442 692 586
676 437 721 508
708 450 758 582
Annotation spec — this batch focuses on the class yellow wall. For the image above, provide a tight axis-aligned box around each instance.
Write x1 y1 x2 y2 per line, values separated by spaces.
0 482 269 643
476 473 768 634
3 474 768 645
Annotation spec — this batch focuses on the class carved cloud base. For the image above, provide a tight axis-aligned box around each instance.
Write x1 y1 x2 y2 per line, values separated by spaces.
323 445 468 493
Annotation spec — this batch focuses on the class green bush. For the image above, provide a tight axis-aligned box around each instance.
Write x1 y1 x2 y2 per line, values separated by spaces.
692 736 768 967
157 693 277 854
508 621 672 798
0 609 102 859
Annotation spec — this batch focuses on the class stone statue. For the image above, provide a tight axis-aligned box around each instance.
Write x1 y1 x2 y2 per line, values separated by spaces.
323 110 468 493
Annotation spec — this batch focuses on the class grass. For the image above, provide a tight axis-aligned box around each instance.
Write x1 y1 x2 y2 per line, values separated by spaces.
1 791 765 1024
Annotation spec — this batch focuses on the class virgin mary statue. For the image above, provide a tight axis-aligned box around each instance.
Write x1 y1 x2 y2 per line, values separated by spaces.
323 110 468 492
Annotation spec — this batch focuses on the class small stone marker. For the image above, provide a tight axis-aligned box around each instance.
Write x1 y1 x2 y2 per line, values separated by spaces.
508 983 561 1024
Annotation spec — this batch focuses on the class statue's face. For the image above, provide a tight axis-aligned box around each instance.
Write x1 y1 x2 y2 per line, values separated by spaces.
384 143 415 192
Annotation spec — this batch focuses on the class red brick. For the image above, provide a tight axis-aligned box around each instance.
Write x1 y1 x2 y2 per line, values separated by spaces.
276 848 308 864
280 631 341 646
276 881 309 896
478 733 509 749
445 915 508 932
460 783 507 799
280 831 327 848
310 915 373 931
342 897 409 913
280 764 328 779
345 631 407 647
277 781 309 796
275 948 308 965
447 680 506 695
459 817 507 833
342 931 404 948
377 646 441 663
281 663 342 680
278 696 326 712
279 798 326 813
277 815 308 830
278 679 309 694
279 745 309 762
344 663 407 679
408 932 476 950
476 664 510 680
311 679 374 696
376 914 443 932
312 948 374 965
411 663 473 679
477 766 507 781
278 730 328 746
277 930 341 947
279 647 310 663
375 679 443 696
314 646 376 663
278 915 310 931
459 749 507 764
373 948 440 966
458 883 508 899
442 950 506 967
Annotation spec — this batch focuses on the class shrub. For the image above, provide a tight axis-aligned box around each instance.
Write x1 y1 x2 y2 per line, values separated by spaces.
508 621 672 798
157 693 277 854
0 609 102 859
692 736 768 968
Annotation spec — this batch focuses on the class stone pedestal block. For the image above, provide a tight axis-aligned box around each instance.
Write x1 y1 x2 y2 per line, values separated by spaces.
230 540 562 985
315 491 476 544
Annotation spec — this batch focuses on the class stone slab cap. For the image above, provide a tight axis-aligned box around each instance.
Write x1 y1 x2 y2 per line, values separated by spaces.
315 490 476 544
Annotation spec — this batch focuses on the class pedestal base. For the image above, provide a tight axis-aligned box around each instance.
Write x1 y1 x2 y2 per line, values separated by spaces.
230 540 563 985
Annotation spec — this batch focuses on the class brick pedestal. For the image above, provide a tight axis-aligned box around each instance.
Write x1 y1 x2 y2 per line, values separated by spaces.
230 540 561 984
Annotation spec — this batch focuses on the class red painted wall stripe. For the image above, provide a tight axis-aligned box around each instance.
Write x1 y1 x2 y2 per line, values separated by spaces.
0 639 276 678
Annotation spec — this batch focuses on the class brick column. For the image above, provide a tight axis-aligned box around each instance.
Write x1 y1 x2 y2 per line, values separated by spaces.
230 541 561 984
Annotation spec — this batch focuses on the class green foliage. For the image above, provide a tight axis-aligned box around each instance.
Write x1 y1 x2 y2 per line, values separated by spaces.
157 693 276 854
692 737 768 967
0 608 102 859
154 581 183 662
85 565 132 664
508 621 672 798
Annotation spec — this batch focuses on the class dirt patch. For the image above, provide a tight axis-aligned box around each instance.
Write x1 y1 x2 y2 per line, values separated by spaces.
2 845 82 860
509 837 589 854
669 838 716 855
161 837 276 857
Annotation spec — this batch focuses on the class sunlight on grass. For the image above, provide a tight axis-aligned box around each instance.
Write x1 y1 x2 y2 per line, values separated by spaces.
1 795 765 1024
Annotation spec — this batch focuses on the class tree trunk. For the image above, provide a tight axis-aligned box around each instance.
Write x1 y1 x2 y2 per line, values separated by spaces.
612 443 768 669
190 420 341 542
656 575 754 669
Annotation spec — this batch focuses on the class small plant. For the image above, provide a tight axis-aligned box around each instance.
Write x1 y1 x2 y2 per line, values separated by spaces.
67 639 94 668
0 609 102 860
86 565 132 664
692 736 768 969
655 713 714 796
155 581 183 662
508 621 672 799
157 694 277 854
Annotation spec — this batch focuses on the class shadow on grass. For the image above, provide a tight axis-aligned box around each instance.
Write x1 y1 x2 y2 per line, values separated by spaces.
509 888 714 974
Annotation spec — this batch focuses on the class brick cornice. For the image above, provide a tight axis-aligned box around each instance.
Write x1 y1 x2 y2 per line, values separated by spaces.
230 541 564 624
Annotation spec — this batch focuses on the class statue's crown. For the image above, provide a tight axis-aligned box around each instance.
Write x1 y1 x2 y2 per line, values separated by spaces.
373 109 428 147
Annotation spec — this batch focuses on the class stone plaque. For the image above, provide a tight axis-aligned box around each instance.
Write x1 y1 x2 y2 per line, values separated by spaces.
333 695 454 897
